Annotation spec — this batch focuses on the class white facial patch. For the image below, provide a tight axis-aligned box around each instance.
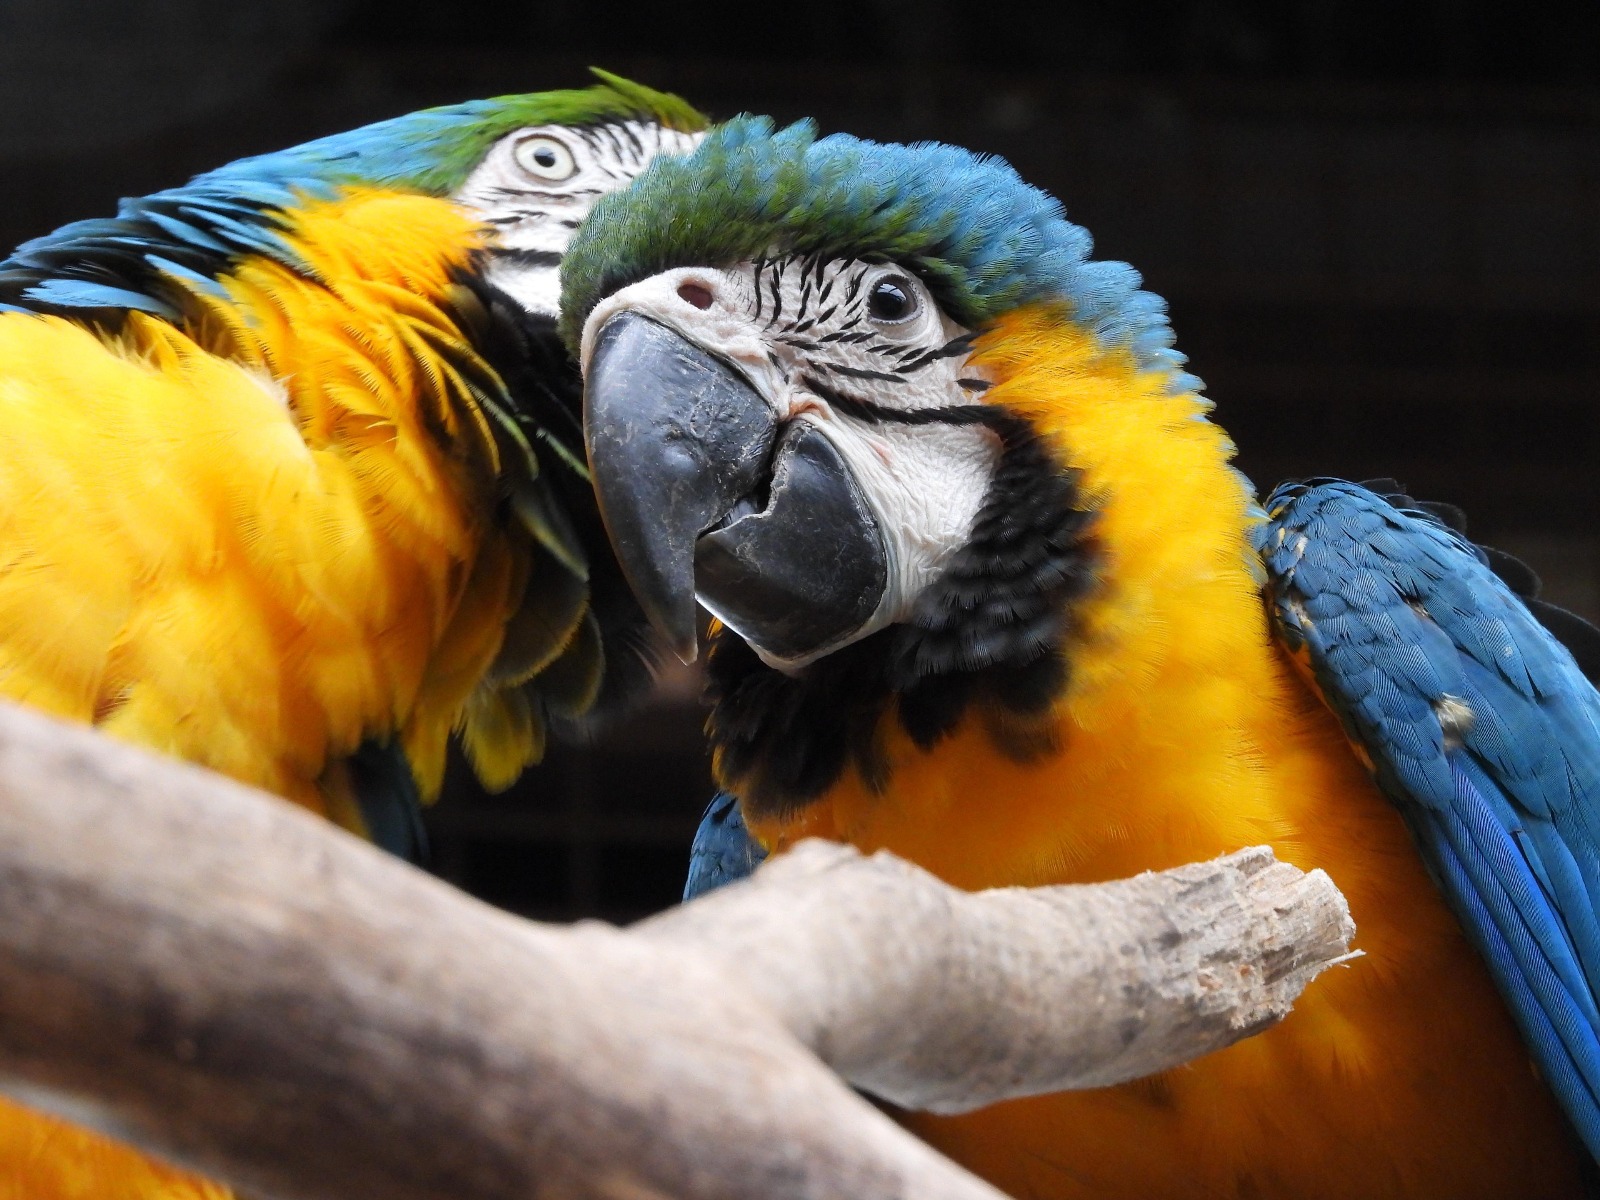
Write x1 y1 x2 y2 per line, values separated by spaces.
453 120 703 318
582 256 1001 667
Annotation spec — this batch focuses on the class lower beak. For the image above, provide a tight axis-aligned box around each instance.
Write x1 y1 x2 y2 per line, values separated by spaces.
583 312 889 664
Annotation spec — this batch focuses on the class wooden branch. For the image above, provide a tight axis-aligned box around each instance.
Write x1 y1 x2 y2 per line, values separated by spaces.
0 702 1355 1200
642 840 1358 1112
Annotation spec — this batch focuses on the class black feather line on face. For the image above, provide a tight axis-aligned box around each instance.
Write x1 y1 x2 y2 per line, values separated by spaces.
492 248 564 269
816 361 907 384
767 264 784 327
594 126 628 174
488 187 602 205
705 396 1099 820
617 122 645 158
803 377 991 427
843 267 867 305
797 260 815 323
898 332 979 373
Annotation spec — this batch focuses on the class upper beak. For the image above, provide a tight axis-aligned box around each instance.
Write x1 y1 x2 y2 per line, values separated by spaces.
583 311 889 664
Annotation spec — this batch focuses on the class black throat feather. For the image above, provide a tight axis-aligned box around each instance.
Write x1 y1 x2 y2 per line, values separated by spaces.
446 265 662 723
705 402 1099 821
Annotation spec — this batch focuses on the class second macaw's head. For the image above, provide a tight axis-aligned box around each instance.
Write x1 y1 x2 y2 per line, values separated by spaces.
0 69 706 329
562 118 1229 817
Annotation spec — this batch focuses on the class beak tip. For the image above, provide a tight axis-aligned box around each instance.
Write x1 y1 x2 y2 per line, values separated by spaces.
634 588 700 666
662 613 700 665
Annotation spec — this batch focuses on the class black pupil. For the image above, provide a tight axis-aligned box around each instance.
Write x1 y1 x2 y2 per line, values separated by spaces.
868 279 912 321
534 147 558 167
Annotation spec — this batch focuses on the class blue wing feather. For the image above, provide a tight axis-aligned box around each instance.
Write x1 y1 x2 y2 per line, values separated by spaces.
683 792 767 901
345 738 429 866
1259 479 1600 1158
20 279 178 317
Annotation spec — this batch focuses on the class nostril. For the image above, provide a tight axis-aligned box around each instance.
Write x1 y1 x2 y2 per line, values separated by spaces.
677 281 714 310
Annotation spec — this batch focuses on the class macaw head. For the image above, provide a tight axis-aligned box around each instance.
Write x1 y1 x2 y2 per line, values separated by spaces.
562 117 1242 814
0 69 707 322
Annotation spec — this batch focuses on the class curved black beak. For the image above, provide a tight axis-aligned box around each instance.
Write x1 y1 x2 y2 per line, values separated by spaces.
584 312 889 663
584 312 776 661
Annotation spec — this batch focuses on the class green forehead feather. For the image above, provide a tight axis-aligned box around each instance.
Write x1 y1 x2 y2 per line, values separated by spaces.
559 115 1197 392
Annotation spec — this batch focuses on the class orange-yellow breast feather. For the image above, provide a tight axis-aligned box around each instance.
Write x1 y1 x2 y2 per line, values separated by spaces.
748 307 1588 1198
0 191 560 810
0 191 582 1198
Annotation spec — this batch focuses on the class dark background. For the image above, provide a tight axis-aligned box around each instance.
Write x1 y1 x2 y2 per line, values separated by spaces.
5 0 1596 921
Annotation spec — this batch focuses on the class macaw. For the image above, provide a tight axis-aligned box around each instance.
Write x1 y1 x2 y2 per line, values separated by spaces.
563 116 1600 1197
0 72 704 1199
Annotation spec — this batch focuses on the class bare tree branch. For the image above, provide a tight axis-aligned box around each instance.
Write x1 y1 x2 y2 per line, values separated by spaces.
0 702 1355 1200
642 840 1358 1112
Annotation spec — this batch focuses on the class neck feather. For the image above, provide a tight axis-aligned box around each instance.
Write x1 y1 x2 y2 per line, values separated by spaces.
710 304 1260 818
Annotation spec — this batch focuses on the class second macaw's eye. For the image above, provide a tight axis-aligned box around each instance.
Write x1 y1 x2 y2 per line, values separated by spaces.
867 276 918 324
513 134 578 182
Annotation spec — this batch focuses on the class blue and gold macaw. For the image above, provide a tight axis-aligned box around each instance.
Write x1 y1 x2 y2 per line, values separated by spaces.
562 117 1600 1197
0 72 704 1199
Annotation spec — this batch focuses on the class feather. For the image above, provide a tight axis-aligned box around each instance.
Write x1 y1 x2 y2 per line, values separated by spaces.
683 792 767 900
1261 479 1600 1157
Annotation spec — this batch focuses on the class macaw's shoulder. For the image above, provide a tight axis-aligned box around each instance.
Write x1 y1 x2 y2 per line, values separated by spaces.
0 180 482 330
1262 477 1600 685
0 174 329 321
1256 477 1600 1158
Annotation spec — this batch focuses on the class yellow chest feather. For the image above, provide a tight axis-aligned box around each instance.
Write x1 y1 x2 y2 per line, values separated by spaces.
0 192 553 1198
749 309 1589 1197
0 192 529 814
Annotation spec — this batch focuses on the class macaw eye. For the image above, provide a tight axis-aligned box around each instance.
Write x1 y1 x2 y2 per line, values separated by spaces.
513 135 578 183
867 275 919 324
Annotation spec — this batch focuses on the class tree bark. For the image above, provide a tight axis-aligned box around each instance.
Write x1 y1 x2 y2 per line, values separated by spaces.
0 702 1355 1200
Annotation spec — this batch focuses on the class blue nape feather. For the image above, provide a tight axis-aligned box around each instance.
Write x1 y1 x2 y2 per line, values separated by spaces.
684 792 767 901
1259 479 1600 1158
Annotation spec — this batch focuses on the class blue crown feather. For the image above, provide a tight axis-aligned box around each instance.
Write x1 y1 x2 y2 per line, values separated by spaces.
561 115 1201 395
